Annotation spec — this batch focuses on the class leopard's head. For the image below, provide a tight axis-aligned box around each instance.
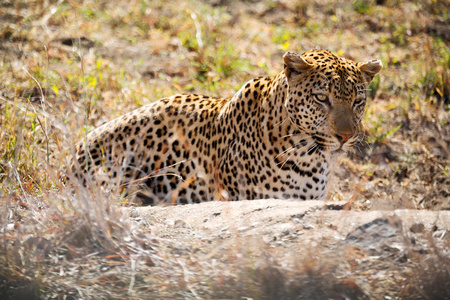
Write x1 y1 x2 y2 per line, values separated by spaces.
283 50 382 153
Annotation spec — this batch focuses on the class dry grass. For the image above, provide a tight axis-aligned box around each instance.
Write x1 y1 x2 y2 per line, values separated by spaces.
406 236 450 299
1 0 449 298
0 187 163 299
209 252 366 300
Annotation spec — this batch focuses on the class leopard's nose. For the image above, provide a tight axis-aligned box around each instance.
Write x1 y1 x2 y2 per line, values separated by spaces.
336 133 353 143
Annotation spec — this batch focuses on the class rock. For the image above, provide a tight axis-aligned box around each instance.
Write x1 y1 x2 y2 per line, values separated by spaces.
410 223 425 233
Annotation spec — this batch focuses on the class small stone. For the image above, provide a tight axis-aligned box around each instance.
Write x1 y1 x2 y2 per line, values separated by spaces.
302 223 315 230
165 219 175 226
174 219 186 227
410 223 425 233
129 210 140 218
145 255 155 267
292 218 302 224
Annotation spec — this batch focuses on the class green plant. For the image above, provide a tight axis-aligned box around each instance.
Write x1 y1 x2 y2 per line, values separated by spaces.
368 72 381 99
420 39 450 106
352 0 374 14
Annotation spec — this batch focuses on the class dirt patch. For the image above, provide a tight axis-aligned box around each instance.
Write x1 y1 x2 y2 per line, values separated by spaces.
128 200 449 249
126 200 449 298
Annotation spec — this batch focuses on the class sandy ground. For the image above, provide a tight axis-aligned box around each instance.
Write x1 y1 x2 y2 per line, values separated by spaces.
127 199 449 258
123 200 449 298
128 200 449 242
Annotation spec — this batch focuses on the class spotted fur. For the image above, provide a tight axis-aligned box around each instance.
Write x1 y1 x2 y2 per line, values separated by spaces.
67 50 382 204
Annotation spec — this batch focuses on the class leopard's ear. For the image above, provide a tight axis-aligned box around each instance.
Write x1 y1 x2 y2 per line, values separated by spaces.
283 52 315 79
359 59 382 83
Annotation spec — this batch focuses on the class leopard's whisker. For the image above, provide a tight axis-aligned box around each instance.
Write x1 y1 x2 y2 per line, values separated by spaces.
272 117 289 128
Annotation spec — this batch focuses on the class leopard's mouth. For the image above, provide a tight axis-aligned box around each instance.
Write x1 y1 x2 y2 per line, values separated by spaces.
311 134 339 152
311 134 327 147
331 148 346 155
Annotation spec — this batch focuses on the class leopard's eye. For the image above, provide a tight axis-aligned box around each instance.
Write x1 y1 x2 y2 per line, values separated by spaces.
353 97 364 106
314 94 330 106
315 94 328 102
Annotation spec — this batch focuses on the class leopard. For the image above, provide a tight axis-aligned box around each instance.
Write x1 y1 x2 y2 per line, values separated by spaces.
66 50 382 205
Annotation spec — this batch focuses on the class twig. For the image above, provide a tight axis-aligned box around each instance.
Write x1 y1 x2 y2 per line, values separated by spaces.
178 259 200 299
128 259 136 295
22 67 50 163
78 37 90 174
190 11 203 49
44 45 50 162
9 162 29 204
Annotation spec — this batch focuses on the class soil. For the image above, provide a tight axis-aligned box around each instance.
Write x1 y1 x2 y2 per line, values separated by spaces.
126 200 449 298
128 200 449 255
